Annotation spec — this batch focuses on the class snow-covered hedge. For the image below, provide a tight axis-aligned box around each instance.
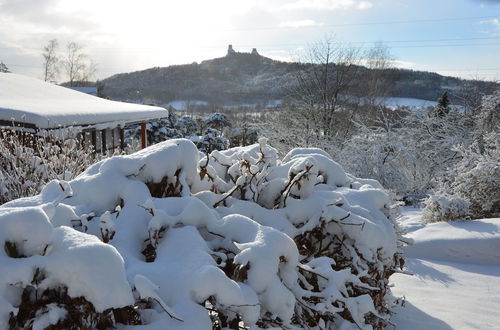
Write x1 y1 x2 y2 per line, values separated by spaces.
126 113 233 153
422 194 470 223
451 160 500 218
443 131 500 219
0 129 102 205
1 138 405 329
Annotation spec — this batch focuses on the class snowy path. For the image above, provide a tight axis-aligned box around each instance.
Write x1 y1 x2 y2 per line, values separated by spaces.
389 209 500 329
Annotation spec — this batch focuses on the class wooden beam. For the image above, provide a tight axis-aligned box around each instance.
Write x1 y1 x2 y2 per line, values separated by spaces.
140 122 147 149
0 119 37 130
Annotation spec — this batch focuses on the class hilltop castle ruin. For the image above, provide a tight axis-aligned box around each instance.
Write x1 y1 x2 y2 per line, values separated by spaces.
227 44 259 56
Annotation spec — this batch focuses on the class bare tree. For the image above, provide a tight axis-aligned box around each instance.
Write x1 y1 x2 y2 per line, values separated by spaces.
42 39 59 82
63 42 96 86
289 36 363 139
451 76 485 116
361 42 402 132
80 59 97 83
365 41 394 105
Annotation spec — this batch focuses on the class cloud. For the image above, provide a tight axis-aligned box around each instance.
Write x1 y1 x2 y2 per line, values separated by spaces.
488 18 500 27
0 0 101 36
479 18 500 28
283 0 373 10
279 19 322 28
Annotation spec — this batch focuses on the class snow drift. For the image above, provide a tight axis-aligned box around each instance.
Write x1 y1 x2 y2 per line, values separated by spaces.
1 138 404 329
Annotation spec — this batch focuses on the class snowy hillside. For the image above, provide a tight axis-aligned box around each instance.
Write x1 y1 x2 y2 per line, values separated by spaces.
390 209 500 329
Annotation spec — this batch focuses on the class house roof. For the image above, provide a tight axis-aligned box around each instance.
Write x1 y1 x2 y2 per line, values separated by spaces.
0 73 167 129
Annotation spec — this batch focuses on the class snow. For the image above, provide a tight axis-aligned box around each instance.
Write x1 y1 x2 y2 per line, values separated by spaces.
377 97 462 111
164 100 208 111
0 206 134 327
32 303 67 330
7 135 499 329
1 138 403 329
390 208 500 329
0 73 167 128
405 218 500 264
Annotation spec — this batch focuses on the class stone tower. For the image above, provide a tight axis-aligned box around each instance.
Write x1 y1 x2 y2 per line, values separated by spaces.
251 48 259 56
227 44 236 55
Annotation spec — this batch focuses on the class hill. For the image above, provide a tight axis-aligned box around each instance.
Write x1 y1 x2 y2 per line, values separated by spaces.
100 45 499 108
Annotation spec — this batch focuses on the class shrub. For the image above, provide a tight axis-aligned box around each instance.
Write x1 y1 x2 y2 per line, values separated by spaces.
451 160 500 218
440 132 500 219
126 113 257 152
422 194 470 223
0 129 103 205
0 138 405 329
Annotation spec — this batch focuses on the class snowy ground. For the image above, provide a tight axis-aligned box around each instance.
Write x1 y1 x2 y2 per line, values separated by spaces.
377 97 463 112
390 208 500 329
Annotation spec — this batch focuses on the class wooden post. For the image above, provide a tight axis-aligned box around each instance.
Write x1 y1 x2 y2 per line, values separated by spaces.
140 122 147 149
101 129 107 153
91 130 97 151
119 127 125 151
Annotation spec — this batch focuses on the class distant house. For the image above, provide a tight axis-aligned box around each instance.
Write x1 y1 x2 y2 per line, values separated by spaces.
0 73 167 151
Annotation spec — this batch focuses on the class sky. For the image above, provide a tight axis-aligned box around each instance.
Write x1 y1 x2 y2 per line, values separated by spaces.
1 0 499 81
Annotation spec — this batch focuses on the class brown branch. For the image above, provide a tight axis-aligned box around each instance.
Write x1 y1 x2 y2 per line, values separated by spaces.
152 298 184 322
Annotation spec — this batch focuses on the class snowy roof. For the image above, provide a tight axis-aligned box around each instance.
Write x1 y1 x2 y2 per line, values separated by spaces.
0 73 167 129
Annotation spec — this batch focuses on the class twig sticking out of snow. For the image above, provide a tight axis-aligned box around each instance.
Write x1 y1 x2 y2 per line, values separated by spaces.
133 275 183 322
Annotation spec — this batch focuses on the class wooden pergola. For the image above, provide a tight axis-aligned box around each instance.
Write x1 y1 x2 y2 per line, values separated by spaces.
0 73 167 151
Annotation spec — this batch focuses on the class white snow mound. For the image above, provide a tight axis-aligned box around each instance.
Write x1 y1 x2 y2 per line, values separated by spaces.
0 138 404 329
405 218 500 264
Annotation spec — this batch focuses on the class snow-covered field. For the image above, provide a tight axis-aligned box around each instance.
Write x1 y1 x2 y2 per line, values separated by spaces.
390 208 500 329
165 97 459 113
378 97 438 110
163 100 209 111
377 97 463 112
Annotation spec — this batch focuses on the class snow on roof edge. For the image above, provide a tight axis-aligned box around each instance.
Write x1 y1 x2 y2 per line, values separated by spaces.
0 73 168 129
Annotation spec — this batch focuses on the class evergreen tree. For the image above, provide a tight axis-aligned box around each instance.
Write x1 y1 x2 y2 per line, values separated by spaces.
0 61 10 73
434 91 450 117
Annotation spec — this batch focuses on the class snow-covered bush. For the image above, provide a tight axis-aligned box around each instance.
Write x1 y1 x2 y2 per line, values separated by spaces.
127 112 257 153
0 129 103 205
451 160 500 218
337 128 426 201
228 121 259 146
477 90 500 133
175 116 198 136
435 91 500 219
204 113 231 132
189 128 229 153
1 138 405 329
0 203 136 328
443 132 500 218
422 194 470 223
147 119 184 143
